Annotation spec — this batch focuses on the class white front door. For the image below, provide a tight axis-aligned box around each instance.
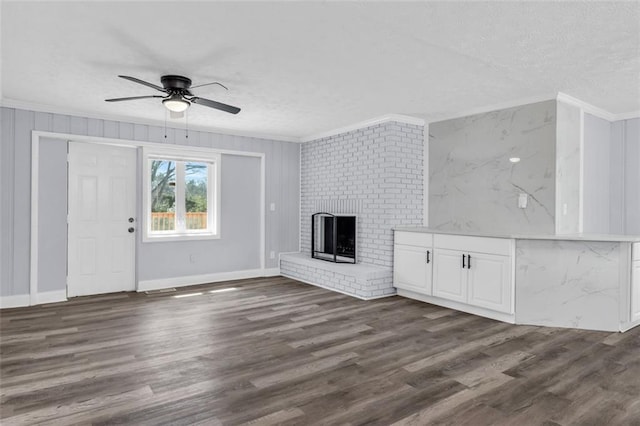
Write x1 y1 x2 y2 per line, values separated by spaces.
68 142 137 297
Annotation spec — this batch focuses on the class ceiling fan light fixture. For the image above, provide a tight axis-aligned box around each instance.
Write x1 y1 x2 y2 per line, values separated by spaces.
163 95 190 112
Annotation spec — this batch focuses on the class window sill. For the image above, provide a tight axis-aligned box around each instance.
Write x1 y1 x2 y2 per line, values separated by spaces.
142 233 221 243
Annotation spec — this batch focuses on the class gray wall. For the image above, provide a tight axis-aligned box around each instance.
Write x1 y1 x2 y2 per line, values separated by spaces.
582 115 639 236
429 100 556 234
138 155 261 280
38 138 68 292
300 122 424 268
0 107 300 297
611 117 640 235
582 113 611 234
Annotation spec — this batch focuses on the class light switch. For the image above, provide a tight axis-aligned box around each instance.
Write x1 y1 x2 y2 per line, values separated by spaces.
270 203 276 211
518 193 528 209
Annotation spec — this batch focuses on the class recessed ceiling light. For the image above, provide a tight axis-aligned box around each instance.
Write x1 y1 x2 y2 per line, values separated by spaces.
509 157 521 163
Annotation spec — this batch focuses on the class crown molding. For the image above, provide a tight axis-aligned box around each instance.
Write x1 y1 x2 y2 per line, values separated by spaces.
556 92 616 122
556 92 640 122
0 98 300 144
299 114 425 143
425 92 558 124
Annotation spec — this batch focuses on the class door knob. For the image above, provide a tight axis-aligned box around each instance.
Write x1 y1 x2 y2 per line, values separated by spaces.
128 227 135 233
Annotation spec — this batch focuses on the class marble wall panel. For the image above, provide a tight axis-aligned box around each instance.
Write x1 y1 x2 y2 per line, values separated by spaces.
429 100 556 234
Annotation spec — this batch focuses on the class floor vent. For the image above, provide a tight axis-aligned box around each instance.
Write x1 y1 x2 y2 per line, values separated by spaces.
145 288 177 294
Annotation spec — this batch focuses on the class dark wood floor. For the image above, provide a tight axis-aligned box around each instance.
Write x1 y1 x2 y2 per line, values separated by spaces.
1 276 639 425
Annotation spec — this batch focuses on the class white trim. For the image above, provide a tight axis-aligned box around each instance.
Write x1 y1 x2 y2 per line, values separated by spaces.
260 154 266 269
557 92 617 122
137 268 279 292
0 294 31 309
298 145 302 253
30 131 39 306
30 130 268 299
141 148 222 242
1 98 299 143
425 93 558 124
300 114 425 143
35 290 67 305
426 92 640 126
578 108 585 233
263 267 281 277
614 111 640 121
281 273 395 301
397 289 516 324
423 122 429 227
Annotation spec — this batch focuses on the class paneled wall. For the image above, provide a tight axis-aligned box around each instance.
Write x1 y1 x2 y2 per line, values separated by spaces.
583 113 611 234
0 107 300 298
429 100 556 234
611 118 640 235
300 121 424 268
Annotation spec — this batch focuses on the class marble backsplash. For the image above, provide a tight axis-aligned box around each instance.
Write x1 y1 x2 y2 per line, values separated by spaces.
429 100 556 234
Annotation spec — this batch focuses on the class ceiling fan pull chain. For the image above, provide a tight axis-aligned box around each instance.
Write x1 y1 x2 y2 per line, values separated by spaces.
186 110 189 140
164 109 168 139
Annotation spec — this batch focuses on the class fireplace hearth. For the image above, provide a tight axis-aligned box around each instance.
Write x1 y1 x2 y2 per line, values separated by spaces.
312 213 356 263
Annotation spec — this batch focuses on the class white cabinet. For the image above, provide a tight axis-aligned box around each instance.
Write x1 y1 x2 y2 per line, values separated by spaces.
433 248 466 303
394 231 514 316
393 232 433 295
428 234 514 315
432 246 512 314
467 252 512 314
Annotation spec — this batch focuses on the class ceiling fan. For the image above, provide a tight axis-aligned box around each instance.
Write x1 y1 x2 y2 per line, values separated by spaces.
105 75 241 115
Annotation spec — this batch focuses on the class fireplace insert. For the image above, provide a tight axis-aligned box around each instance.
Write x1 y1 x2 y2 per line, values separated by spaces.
311 212 356 263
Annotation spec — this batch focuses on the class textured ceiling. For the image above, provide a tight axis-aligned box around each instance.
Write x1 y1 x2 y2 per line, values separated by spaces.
1 1 639 140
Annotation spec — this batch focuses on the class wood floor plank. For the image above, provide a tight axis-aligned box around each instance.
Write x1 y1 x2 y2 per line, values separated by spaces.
1 276 639 425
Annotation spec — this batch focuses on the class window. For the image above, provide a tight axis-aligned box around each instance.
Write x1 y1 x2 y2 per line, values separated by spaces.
143 148 220 241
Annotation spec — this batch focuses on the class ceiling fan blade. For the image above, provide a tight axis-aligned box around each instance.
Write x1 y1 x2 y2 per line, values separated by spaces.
105 95 165 102
190 81 229 90
190 97 241 114
118 75 166 92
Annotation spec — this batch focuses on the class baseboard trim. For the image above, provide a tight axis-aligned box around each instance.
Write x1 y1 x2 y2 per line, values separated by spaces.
0 294 31 309
36 290 67 305
281 272 396 301
137 268 281 292
397 288 516 324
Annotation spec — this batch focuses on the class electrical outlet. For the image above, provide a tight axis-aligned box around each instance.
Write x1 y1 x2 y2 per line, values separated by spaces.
518 193 528 209
270 251 275 259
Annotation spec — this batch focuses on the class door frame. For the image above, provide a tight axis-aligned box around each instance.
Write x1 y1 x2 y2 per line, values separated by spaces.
30 130 267 306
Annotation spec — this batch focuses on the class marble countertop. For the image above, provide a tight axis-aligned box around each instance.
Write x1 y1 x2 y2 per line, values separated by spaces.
394 227 640 243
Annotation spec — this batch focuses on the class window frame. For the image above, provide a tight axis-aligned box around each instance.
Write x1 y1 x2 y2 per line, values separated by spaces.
142 147 221 243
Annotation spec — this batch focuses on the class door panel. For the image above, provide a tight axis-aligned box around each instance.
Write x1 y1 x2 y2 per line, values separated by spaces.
68 142 136 297
394 245 432 295
433 249 467 303
467 252 512 314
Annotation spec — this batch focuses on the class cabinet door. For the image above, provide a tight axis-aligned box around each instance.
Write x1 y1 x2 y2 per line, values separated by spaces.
631 261 640 323
467 252 512 314
433 249 467 303
394 245 432 295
